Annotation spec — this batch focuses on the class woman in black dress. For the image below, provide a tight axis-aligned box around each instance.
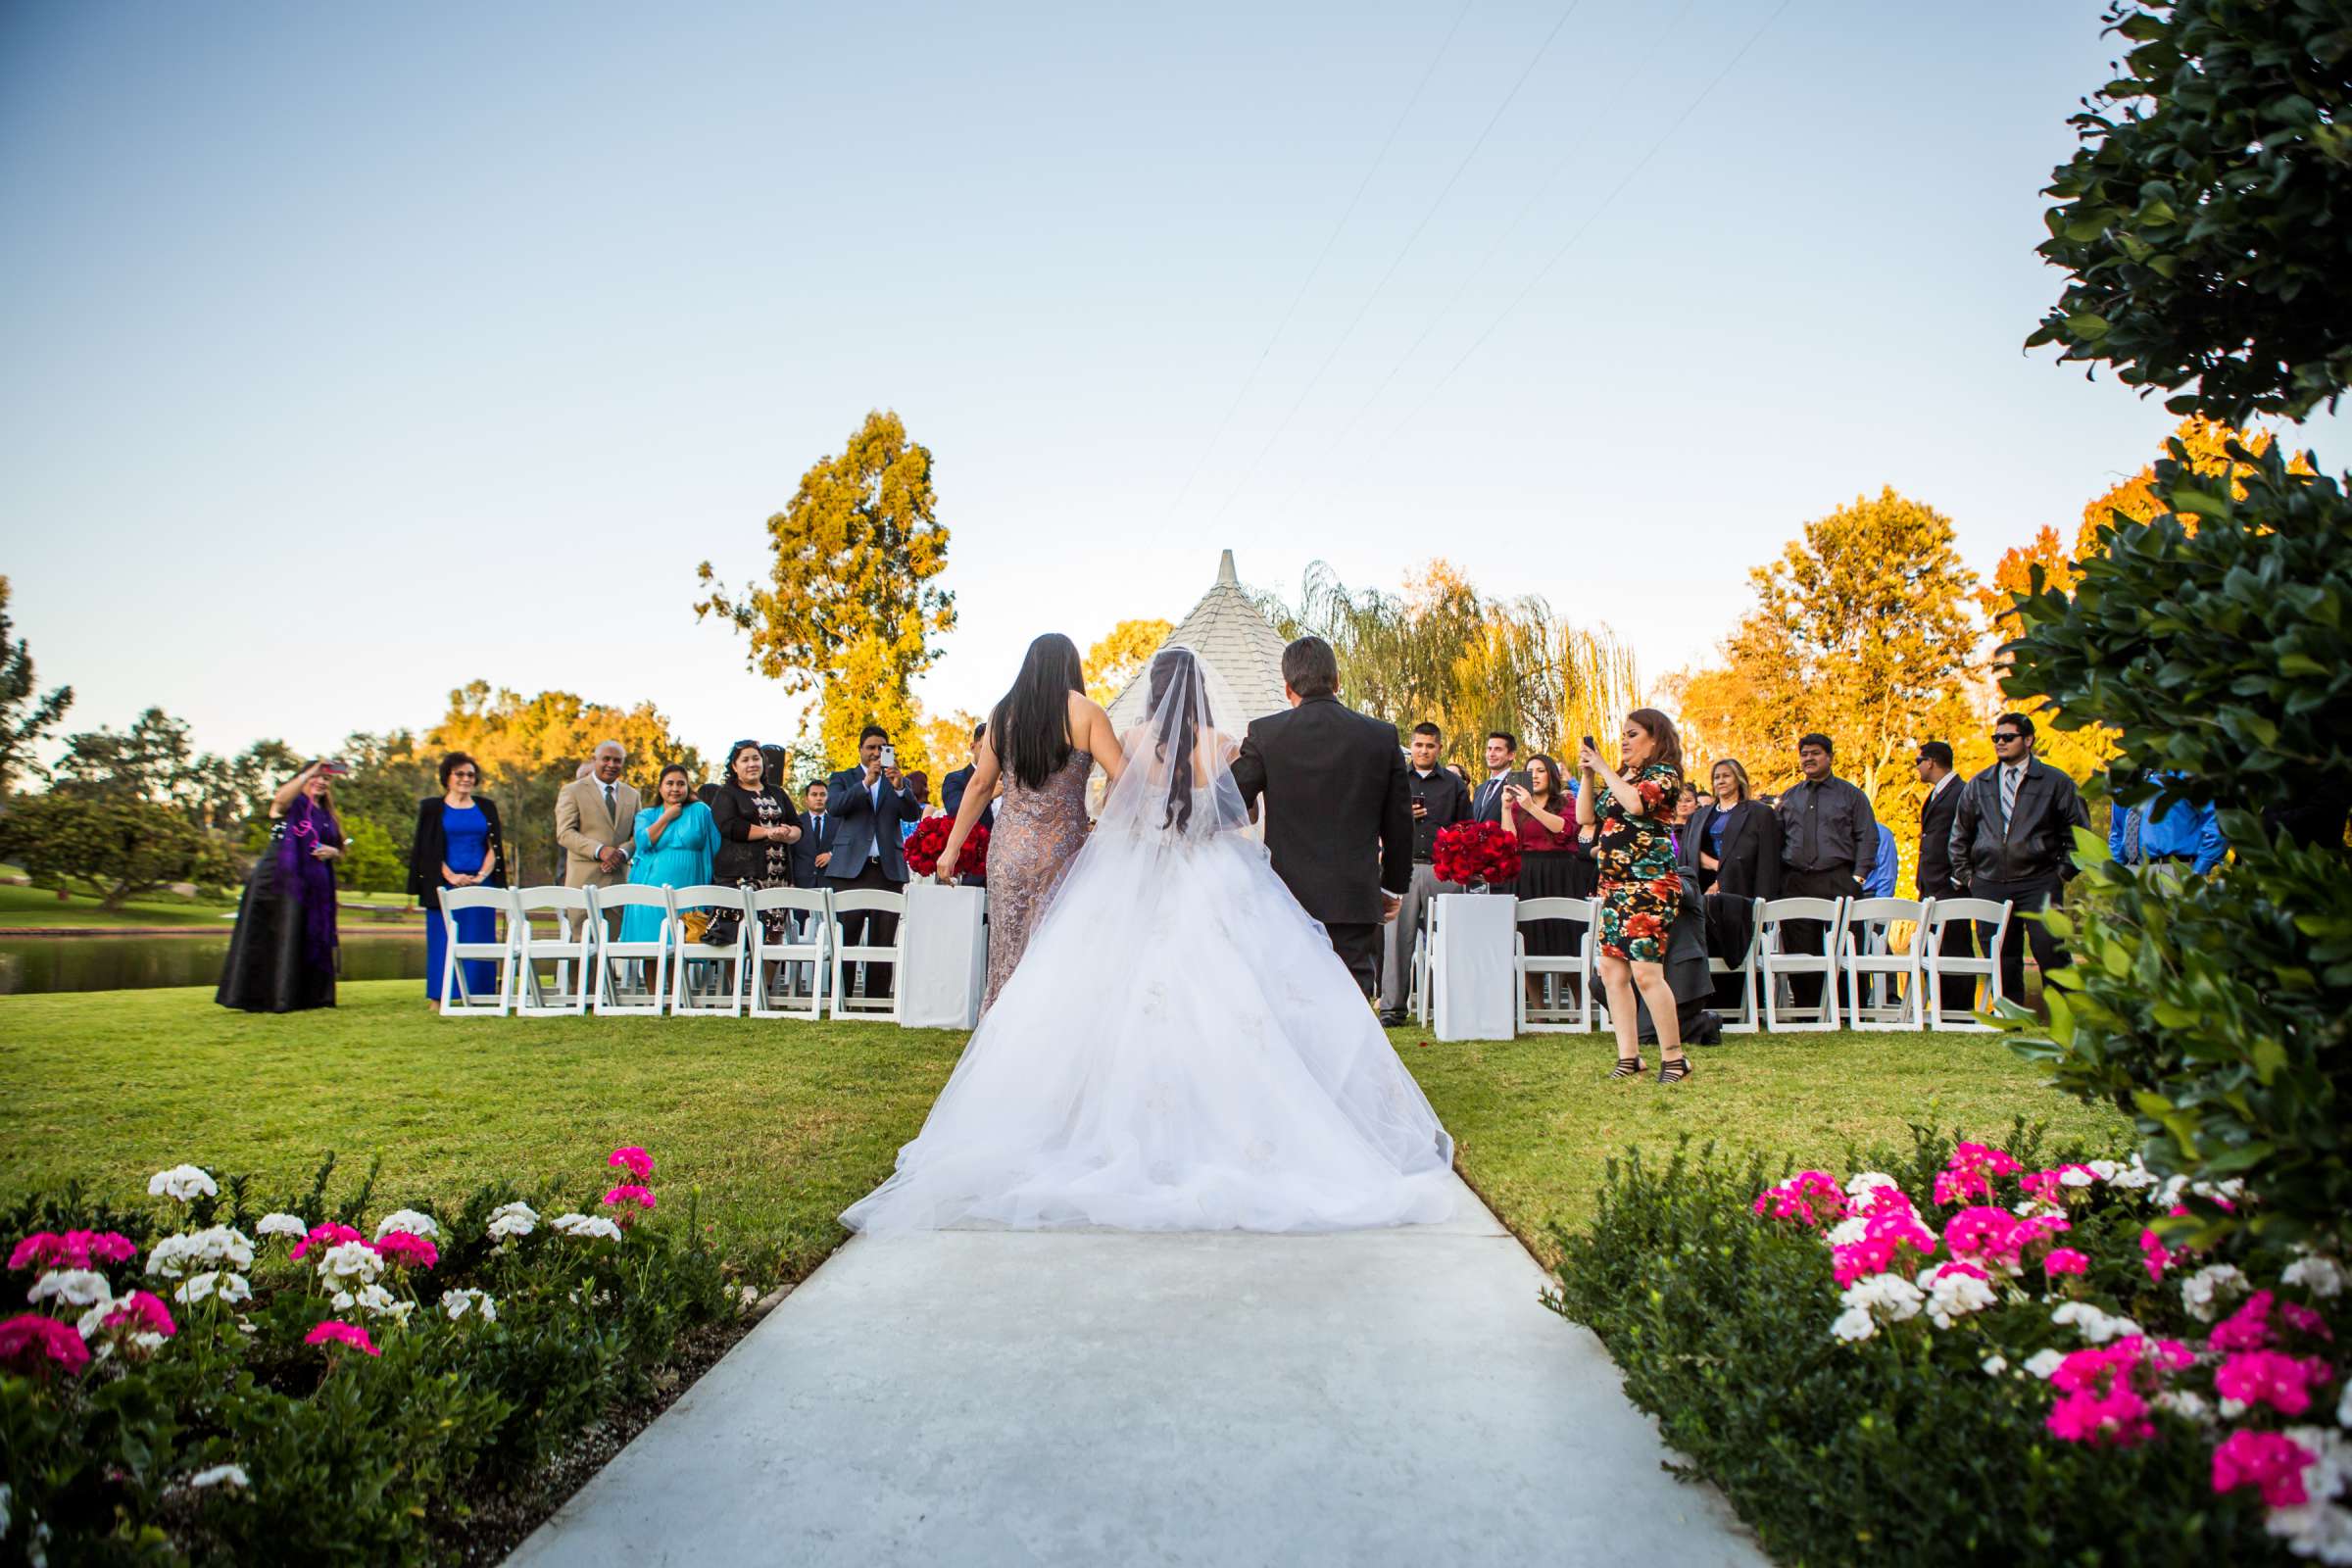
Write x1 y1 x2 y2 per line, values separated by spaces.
710 739 802 943
217 760 345 1012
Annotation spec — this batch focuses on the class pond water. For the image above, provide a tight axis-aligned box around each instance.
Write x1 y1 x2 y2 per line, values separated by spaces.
0 934 429 995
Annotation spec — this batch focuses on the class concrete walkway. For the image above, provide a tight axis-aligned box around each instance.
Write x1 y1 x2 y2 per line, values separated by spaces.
509 1174 1765 1567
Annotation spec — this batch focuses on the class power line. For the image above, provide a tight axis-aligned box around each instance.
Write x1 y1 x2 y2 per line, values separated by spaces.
1153 0 1474 526
1267 0 1700 515
1383 0 1797 448
1207 0 1590 521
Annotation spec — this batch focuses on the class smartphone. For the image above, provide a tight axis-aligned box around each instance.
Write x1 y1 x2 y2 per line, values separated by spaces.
879 745 898 770
1581 735 1597 755
317 759 350 776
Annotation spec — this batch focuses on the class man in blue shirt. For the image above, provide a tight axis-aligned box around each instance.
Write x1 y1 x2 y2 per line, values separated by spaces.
1862 821 1898 900
2109 775 2226 875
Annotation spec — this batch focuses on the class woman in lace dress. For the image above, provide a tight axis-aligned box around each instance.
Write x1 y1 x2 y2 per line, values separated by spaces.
934 632 1127 1012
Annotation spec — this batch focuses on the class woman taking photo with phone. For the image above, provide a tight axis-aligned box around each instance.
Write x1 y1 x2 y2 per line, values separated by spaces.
1577 710 1691 1085
217 759 346 1013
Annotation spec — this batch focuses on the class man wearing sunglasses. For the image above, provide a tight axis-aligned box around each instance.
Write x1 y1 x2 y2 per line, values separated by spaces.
1948 712 2090 1014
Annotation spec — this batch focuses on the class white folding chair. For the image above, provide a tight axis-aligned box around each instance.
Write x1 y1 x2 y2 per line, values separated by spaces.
589 884 672 1015
436 886 519 1017
1413 894 1446 1027
1710 896 1765 1034
829 889 905 1021
1919 897 2013 1031
1842 897 1926 1029
669 884 750 1017
750 887 833 1019
1514 897 1597 1034
511 886 594 1016
1757 896 1846 1032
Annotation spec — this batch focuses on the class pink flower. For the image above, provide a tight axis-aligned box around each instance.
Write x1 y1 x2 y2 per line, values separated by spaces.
1943 1206 2065 1272
290 1223 364 1261
2043 1249 2090 1279
0 1312 92 1376
103 1290 177 1340
1753 1173 1847 1227
2047 1385 2152 1446
86 1232 137 1265
2212 1429 2317 1508
305 1320 381 1357
2278 1299 2333 1342
1932 1143 2023 1206
609 1146 655 1182
370 1232 438 1270
2043 1336 2189 1448
2213 1349 2333 1416
2210 1292 2277 1353
2138 1228 2175 1283
603 1185 658 1220
7 1230 137 1271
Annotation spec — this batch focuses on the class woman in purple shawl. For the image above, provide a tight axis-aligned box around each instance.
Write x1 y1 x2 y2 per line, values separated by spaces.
216 760 345 1012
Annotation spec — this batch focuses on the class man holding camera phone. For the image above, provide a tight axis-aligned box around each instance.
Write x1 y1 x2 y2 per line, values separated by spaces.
825 723 920 1001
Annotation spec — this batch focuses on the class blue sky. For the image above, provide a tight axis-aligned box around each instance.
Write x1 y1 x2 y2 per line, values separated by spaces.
4 1 2334 765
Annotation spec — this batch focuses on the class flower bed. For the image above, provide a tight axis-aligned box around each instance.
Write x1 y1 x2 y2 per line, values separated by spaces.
0 1145 757 1564
1547 1127 2349 1567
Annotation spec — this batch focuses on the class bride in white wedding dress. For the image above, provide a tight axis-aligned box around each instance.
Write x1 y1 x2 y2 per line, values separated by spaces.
841 645 1455 1235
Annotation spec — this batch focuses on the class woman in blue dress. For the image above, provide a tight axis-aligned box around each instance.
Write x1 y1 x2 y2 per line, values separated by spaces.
625 763 718 943
406 752 508 1006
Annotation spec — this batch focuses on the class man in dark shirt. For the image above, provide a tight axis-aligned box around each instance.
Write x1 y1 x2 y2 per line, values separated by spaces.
1949 711 2090 1015
1378 721 1470 1025
1777 732 1879 1013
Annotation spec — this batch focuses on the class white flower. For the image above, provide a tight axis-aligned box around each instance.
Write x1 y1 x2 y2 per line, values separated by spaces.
145 1234 200 1279
2154 1174 2192 1208
353 1283 399 1317
1982 1353 2009 1377
173 1272 219 1305
256 1213 307 1240
194 1226 254 1270
737 1285 760 1309
2193 1177 2247 1202
315 1242 384 1287
2181 1262 2251 1323
2268 1429 2352 1565
1843 1171 1901 1200
1841 1272 1926 1322
2285 1252 2348 1301
147 1164 218 1202
172 1271 249 1306
2107 1154 2157 1192
2024 1348 2067 1380
1830 1306 1877 1343
550 1213 622 1243
2340 1379 2351 1430
187 1464 248 1491
443 1288 498 1323
487 1201 539 1241
1825 1216 1871 1248
373 1209 439 1241
1922 1266 1999 1330
130 1332 167 1352
2060 1167 2096 1189
28 1270 112 1309
2085 1159 2123 1182
2051 1300 2143 1345
2158 1389 2212 1421
76 1301 113 1339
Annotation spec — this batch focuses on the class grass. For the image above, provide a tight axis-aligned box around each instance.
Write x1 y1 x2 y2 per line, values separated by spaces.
1388 1023 2128 1266
0 982 2125 1284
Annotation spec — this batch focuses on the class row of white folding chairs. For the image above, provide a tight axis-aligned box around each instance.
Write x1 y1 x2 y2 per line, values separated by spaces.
1411 893 2016 1034
433 883 908 1021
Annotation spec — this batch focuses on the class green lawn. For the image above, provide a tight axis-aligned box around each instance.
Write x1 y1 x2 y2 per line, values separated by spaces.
0 982 2125 1284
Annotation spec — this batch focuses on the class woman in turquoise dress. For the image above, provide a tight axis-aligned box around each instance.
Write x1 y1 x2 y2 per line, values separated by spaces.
625 763 718 943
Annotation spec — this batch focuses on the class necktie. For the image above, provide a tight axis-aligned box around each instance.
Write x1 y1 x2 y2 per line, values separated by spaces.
2122 806 2142 864
2001 766 2020 830
603 783 615 821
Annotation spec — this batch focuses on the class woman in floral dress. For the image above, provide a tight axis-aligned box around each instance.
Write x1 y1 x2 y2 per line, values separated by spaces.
1577 709 1692 1084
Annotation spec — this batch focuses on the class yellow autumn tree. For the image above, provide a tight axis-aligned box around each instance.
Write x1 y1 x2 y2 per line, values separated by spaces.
1082 619 1175 707
695 410 956 771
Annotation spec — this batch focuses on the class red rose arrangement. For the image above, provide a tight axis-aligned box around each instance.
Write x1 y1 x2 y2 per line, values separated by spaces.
1431 820 1522 888
903 816 989 879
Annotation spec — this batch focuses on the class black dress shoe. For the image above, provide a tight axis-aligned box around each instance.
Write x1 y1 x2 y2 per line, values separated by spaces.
1377 1008 1408 1028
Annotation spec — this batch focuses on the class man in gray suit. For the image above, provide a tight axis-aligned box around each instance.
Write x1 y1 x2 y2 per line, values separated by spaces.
555 740 639 939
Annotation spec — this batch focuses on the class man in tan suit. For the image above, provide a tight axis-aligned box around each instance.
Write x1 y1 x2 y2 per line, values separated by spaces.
556 740 640 937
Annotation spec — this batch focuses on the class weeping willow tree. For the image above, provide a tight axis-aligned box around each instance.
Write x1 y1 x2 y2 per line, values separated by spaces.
1253 561 1640 768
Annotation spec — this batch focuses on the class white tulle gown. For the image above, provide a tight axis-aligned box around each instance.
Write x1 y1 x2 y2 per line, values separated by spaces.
841 646 1455 1235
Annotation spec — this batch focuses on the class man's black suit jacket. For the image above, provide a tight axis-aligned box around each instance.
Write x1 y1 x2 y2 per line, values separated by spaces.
1916 776 1966 898
1229 696 1412 926
789 808 839 889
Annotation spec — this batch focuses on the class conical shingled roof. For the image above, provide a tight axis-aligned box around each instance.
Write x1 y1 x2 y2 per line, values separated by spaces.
1104 550 1291 733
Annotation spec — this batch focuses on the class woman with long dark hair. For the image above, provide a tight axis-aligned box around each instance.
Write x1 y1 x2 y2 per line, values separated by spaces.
217 760 346 1012
935 632 1126 1011
1501 753 1591 1014
1577 709 1691 1084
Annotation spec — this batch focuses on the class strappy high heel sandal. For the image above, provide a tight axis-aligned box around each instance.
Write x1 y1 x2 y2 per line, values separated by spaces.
1608 1054 1646 1081
1657 1055 1693 1086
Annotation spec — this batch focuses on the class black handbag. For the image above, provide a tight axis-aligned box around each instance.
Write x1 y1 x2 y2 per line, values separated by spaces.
700 912 741 946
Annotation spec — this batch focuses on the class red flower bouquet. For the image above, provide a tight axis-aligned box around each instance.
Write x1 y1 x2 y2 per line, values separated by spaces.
1431 820 1522 889
903 816 989 879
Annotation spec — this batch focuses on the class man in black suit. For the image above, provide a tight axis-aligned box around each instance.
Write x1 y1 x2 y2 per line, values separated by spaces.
939 722 997 832
826 724 920 1001
789 778 837 889
1949 711 2090 1014
1377 721 1470 1024
1913 741 1973 1018
1230 636 1413 1000
1468 731 1529 825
